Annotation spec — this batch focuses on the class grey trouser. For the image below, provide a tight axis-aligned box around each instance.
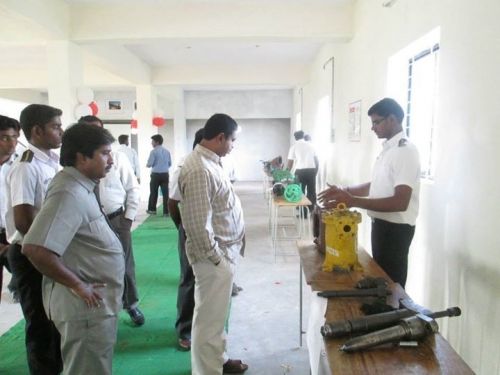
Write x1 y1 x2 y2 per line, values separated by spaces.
109 214 139 309
54 315 118 375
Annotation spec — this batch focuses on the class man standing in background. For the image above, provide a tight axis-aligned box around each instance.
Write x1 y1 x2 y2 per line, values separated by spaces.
287 130 318 213
167 128 205 352
0 115 20 303
6 104 63 374
146 134 171 216
117 134 140 183
318 98 420 288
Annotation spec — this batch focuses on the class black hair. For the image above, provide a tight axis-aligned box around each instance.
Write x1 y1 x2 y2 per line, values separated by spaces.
193 128 204 150
294 130 304 140
78 115 103 127
0 115 20 132
368 98 405 123
60 123 115 167
203 114 238 140
151 134 163 145
118 134 129 144
19 104 62 140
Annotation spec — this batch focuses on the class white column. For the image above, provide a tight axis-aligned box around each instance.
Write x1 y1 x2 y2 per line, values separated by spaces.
172 87 187 161
136 85 156 199
46 41 83 126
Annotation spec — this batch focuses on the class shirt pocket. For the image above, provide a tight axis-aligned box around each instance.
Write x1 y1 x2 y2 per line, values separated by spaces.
88 216 121 251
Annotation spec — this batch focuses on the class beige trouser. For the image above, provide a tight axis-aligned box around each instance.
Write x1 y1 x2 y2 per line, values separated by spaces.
54 315 118 375
191 255 236 375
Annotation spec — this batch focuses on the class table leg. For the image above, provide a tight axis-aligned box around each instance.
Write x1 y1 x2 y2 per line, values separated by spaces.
300 256 303 347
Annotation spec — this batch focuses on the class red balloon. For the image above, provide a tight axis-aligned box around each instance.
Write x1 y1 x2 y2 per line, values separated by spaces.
131 119 138 128
89 101 99 116
152 116 166 127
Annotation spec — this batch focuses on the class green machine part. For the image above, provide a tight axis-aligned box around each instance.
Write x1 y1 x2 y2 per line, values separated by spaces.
284 184 302 202
272 169 294 182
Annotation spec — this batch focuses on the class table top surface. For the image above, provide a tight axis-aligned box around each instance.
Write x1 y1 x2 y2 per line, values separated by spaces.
297 240 474 375
272 195 312 207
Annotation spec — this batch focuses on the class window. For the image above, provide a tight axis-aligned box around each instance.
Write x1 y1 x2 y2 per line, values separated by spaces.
387 27 441 180
405 44 440 179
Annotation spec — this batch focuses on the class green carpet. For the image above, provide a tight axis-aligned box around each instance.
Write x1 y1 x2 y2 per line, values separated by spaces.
0 210 191 375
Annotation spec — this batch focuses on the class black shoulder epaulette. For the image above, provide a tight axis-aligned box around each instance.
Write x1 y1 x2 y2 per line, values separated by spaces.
20 149 34 163
398 138 408 147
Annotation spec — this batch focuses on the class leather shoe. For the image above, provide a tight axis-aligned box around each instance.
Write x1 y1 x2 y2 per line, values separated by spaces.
127 307 145 326
178 338 191 351
223 359 248 374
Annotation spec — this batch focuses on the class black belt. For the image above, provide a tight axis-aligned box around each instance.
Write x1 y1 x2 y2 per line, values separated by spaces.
107 207 124 220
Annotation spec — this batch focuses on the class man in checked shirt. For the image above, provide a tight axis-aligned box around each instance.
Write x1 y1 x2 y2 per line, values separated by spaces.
179 114 248 375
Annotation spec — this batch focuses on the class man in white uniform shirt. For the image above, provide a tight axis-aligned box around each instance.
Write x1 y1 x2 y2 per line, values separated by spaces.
116 134 140 183
179 114 248 374
286 130 318 212
318 98 420 288
78 116 144 326
6 104 64 374
167 128 204 351
0 114 20 302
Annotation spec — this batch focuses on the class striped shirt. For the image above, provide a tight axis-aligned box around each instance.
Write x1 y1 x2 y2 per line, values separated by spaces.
179 145 245 265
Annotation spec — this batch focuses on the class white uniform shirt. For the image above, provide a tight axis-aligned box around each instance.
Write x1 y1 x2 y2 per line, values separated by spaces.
168 156 186 202
287 139 317 169
99 151 140 220
0 153 18 229
6 144 60 244
368 131 420 225
116 144 140 179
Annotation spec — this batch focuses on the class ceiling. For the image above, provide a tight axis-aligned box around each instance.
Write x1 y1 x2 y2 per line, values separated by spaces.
0 0 355 91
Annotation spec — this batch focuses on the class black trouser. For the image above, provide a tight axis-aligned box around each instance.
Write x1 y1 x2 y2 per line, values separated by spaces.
108 213 139 310
175 225 195 340
0 230 7 302
7 243 62 375
148 172 169 215
371 218 415 289
295 168 317 211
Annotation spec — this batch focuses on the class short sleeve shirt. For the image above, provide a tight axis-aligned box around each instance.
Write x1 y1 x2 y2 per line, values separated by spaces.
288 139 317 169
168 156 186 201
0 153 17 229
23 167 125 322
5 144 60 244
368 132 420 225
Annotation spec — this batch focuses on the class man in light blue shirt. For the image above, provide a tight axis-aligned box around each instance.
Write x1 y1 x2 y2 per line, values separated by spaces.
146 134 171 216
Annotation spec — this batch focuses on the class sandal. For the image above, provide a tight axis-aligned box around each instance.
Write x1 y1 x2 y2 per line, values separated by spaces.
223 359 249 374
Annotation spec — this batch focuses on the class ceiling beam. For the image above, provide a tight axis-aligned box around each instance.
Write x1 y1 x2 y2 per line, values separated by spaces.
70 2 353 43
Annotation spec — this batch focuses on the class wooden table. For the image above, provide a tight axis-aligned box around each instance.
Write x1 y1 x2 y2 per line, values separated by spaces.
297 240 474 375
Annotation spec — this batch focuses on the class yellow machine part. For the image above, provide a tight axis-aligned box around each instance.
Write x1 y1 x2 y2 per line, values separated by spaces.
322 203 362 272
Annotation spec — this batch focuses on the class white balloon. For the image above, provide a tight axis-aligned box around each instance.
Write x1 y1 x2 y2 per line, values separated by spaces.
74 104 92 119
76 87 94 105
153 108 164 118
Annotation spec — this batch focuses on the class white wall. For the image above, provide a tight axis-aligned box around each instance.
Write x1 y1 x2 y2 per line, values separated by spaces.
184 89 293 181
187 118 290 181
185 89 293 119
297 0 500 373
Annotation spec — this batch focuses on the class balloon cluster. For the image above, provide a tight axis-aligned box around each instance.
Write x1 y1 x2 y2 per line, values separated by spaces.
74 87 98 118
